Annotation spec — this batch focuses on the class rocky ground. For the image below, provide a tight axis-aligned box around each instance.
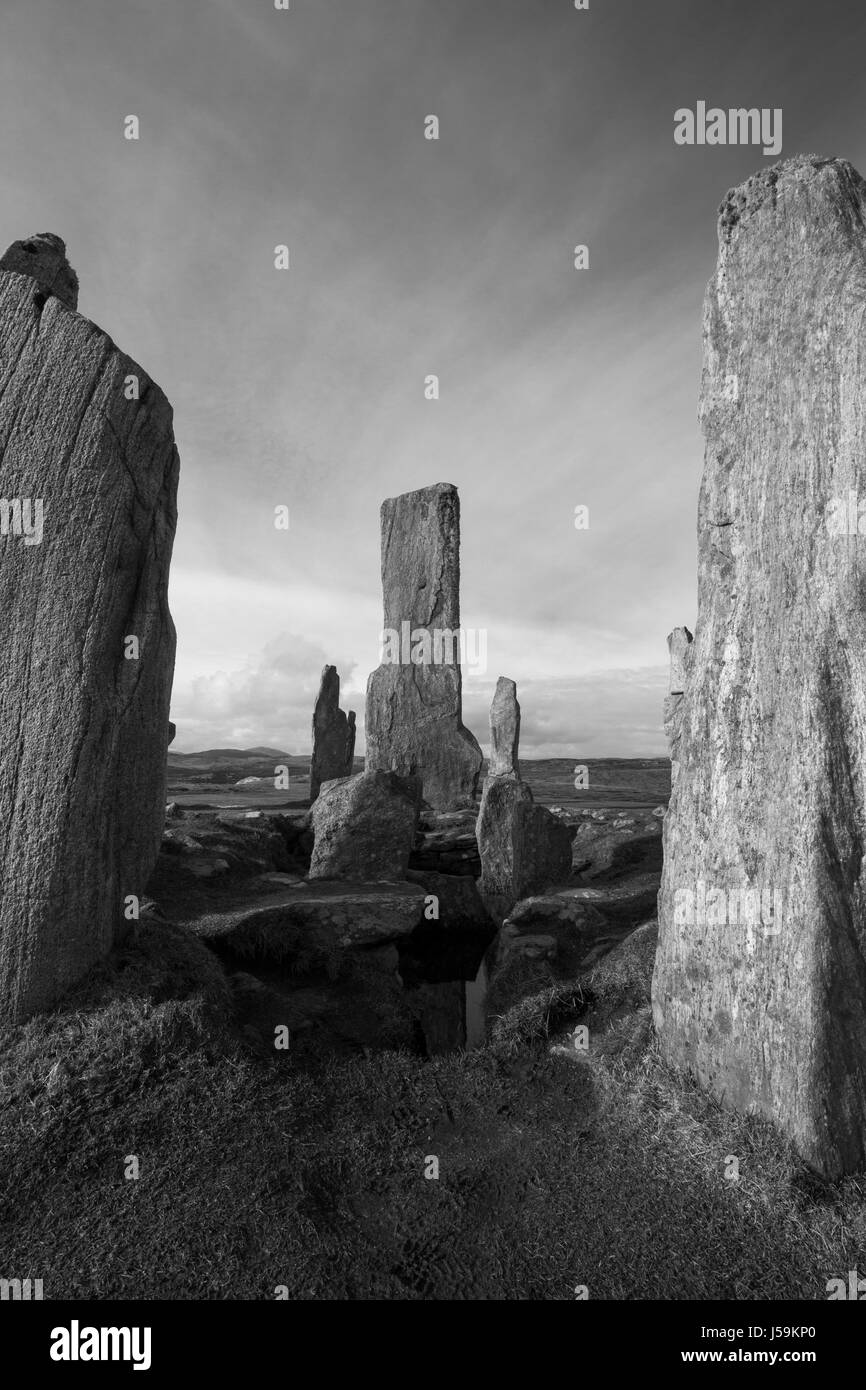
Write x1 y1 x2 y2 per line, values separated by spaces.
6 765 859 1300
2 905 865 1299
142 789 666 1063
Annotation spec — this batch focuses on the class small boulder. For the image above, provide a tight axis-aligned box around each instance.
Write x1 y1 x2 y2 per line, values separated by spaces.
309 770 421 881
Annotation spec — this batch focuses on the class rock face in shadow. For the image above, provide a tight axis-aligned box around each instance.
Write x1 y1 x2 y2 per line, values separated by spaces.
310 665 356 801
309 770 421 881
365 483 483 811
0 235 179 1025
653 156 866 1177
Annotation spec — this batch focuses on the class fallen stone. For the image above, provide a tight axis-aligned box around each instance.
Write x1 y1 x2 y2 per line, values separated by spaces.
654 155 866 1178
192 881 428 955
309 769 420 881
0 234 178 1025
365 483 483 810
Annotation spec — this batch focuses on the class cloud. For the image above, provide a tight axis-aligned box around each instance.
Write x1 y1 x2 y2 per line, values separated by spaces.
171 632 359 752
462 668 670 760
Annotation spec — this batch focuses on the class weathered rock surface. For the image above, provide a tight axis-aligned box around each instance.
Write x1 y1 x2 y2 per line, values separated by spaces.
496 893 607 971
667 627 693 694
310 665 356 801
653 156 866 1177
489 676 520 777
0 233 79 310
477 776 573 919
0 235 178 1025
365 483 483 810
476 679 573 916
309 770 420 881
192 880 427 955
663 627 693 760
409 811 481 877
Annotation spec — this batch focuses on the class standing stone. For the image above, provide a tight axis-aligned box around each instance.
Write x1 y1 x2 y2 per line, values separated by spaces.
309 770 420 881
345 710 357 772
310 665 356 802
365 483 483 811
168 721 176 746
489 676 520 777
653 157 866 1177
0 235 178 1026
477 678 572 918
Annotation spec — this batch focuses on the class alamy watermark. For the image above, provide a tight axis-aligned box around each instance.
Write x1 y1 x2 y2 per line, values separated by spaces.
674 103 782 157
379 621 487 675
674 880 783 950
0 1277 43 1299
0 498 43 545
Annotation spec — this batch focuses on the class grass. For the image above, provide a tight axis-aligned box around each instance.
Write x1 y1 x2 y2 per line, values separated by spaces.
1 917 865 1299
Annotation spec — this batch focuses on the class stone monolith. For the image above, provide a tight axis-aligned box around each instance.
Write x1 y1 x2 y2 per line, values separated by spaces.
0 235 179 1025
489 676 520 778
365 483 483 810
477 677 572 918
310 665 356 801
653 156 866 1177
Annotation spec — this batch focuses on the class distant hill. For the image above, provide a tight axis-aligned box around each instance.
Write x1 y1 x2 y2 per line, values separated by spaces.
168 747 296 765
165 749 669 804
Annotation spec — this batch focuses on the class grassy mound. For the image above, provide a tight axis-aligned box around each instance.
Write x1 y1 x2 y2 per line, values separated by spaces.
1 918 865 1299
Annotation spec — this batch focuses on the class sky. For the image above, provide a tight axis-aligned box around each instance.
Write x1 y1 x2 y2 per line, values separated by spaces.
1 0 865 757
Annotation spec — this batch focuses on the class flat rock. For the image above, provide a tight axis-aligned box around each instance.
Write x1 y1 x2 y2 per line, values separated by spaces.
192 880 427 955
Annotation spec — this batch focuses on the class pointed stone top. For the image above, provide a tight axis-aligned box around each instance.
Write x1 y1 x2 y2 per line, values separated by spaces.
0 232 79 310
489 676 520 778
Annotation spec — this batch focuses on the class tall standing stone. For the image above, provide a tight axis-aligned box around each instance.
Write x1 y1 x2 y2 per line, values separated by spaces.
365 483 483 810
0 235 179 1025
489 676 520 778
310 665 356 802
653 157 866 1177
